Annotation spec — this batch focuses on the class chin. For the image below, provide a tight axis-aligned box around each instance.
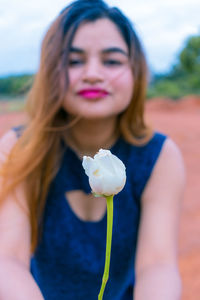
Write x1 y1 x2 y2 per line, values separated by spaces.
81 114 112 120
83 108 118 118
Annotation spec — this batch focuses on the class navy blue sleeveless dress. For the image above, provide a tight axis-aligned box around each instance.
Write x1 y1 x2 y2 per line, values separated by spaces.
13 128 167 299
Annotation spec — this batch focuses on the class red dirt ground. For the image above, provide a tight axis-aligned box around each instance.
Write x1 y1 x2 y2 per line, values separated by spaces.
0 96 200 299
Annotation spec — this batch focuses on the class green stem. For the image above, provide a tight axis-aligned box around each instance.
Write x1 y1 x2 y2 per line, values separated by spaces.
98 195 114 300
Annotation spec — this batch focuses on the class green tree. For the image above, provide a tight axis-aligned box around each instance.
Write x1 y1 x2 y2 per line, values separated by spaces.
148 34 200 98
179 35 200 73
0 74 34 96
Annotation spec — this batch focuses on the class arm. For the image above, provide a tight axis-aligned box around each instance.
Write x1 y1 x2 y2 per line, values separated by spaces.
0 258 44 300
0 131 44 300
134 138 185 300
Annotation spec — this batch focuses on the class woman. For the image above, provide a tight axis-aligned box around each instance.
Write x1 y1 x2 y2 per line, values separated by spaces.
0 0 185 299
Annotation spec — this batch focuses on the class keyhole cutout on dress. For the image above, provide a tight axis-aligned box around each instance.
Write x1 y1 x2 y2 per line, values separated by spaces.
65 190 107 222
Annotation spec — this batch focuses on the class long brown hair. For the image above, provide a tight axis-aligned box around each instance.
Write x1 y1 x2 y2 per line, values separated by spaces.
0 0 152 253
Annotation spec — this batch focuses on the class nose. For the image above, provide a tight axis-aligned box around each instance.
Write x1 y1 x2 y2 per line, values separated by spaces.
82 59 104 83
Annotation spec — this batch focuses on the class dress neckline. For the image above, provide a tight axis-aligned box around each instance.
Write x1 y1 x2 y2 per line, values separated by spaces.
62 192 107 225
64 136 122 163
60 137 123 225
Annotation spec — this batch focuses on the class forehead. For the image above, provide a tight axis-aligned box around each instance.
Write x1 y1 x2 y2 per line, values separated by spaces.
71 18 128 51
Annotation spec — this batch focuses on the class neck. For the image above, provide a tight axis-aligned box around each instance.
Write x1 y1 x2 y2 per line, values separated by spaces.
65 117 119 158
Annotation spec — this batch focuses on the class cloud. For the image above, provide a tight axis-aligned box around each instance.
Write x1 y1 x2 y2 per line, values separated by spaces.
114 0 200 72
0 0 199 75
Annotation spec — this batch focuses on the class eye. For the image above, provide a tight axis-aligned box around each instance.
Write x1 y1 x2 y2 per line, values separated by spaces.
104 59 122 66
68 59 84 66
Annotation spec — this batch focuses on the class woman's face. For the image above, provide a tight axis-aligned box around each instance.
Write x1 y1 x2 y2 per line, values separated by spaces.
63 18 134 119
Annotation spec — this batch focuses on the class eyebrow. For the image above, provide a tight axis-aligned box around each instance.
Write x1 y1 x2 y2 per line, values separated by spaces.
70 46 128 56
102 47 128 56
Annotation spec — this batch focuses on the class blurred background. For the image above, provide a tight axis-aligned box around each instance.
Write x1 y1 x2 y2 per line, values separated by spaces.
0 0 200 299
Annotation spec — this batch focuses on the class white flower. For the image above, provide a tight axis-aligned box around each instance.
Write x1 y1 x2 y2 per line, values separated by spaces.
82 149 126 196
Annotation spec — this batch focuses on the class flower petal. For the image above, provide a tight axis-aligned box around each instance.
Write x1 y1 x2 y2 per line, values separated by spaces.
82 148 126 196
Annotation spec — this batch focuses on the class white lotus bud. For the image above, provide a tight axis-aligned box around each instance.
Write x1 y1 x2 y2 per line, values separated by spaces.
82 149 126 196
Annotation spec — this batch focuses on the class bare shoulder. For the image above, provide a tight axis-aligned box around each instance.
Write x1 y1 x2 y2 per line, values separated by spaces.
0 129 18 162
142 137 186 203
157 137 185 178
158 137 185 169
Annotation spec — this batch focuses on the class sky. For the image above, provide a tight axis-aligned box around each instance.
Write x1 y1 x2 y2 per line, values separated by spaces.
0 0 199 77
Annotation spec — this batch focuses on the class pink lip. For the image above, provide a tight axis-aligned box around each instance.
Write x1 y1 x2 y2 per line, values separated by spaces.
77 89 109 99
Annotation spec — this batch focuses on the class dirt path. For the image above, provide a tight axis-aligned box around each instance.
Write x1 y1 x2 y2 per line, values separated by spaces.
0 97 200 299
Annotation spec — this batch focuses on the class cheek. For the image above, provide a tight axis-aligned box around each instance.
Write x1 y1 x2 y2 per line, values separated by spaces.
116 73 134 111
116 72 134 97
67 70 81 90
